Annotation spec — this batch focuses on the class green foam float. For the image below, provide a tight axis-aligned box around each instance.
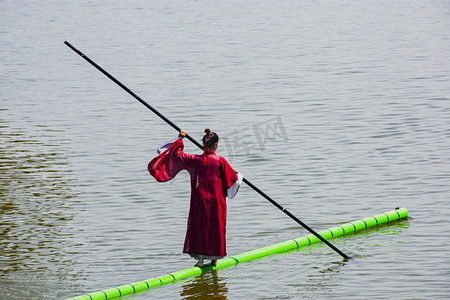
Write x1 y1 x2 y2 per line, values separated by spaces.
67 207 408 300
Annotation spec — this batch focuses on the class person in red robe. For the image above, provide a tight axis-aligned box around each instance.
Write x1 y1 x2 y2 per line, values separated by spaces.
148 129 243 267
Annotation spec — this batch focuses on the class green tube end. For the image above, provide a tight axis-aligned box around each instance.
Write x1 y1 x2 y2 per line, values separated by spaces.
396 207 408 219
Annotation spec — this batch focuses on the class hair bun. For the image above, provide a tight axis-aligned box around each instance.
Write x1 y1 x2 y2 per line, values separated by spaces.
204 128 211 135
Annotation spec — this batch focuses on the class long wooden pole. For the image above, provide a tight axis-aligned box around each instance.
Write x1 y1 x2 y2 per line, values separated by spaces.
64 41 350 260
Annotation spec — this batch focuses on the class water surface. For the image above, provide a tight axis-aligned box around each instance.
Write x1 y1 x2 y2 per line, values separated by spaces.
1 0 449 299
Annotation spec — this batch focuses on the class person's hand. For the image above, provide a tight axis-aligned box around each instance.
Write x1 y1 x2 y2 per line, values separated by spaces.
178 130 187 139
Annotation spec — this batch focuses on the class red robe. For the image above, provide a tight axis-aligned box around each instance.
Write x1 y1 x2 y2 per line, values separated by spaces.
148 139 238 257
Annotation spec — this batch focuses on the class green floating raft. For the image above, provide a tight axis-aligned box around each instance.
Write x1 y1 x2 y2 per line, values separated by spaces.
67 207 408 300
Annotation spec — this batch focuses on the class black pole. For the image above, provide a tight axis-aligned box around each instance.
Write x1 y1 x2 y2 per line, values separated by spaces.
64 41 350 260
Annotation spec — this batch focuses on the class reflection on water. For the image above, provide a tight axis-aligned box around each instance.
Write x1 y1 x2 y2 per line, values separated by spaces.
0 116 79 298
301 261 348 296
180 270 228 300
285 221 411 298
2 0 449 298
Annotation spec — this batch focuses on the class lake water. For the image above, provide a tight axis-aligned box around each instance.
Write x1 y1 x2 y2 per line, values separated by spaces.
1 0 449 299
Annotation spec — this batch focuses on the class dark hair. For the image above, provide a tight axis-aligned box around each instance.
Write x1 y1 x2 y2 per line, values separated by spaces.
203 128 219 150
